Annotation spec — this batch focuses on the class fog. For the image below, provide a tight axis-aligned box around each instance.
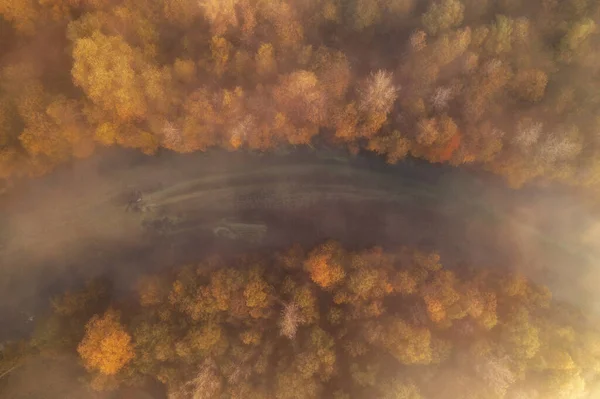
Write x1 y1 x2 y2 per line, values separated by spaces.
2 0 600 396
1 148 599 341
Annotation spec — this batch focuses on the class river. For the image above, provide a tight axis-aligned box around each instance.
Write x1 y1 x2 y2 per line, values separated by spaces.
1 148 599 340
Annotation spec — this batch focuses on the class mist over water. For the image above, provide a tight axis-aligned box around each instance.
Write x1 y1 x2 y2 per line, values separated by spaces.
2 0 600 397
1 148 599 340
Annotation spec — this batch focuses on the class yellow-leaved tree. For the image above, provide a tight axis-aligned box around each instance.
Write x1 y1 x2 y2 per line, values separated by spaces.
72 31 148 122
77 308 134 376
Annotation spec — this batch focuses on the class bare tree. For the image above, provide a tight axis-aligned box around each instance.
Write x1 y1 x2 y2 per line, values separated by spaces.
228 115 255 148
431 86 454 111
169 358 222 399
409 30 427 52
513 119 542 150
358 70 399 115
162 121 183 149
538 127 582 163
279 302 301 340
475 354 516 397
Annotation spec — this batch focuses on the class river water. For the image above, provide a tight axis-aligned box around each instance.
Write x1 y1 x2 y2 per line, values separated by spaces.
1 148 599 339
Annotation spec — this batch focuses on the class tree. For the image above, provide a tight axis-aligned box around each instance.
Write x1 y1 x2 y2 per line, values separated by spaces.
52 278 110 318
274 369 320 399
512 69 548 102
304 241 346 289
379 378 422 399
311 48 351 100
463 59 512 123
72 31 148 121
537 125 582 165
421 269 461 323
163 0 202 27
279 302 301 339
358 70 397 116
260 1 304 50
168 358 223 399
374 317 433 365
175 323 226 359
210 36 232 78
431 27 471 66
421 0 464 36
13 242 600 398
383 0 417 21
475 354 516 397
256 43 277 79
485 15 515 55
331 102 359 140
350 361 380 387
512 118 543 151
200 0 240 35
0 0 39 34
137 275 167 307
209 267 245 312
351 0 381 31
367 131 411 163
16 86 79 163
291 284 320 326
558 18 596 63
430 86 455 111
416 118 440 147
243 268 273 318
500 308 540 360
297 327 336 380
273 70 326 126
133 320 176 370
77 309 134 375
357 70 398 137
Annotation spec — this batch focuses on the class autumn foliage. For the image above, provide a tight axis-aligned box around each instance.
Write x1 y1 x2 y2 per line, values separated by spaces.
15 241 596 398
304 241 346 288
0 0 599 188
77 309 134 376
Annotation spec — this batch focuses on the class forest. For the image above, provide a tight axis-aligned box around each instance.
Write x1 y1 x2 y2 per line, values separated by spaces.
0 0 599 188
2 241 599 398
2 1 600 398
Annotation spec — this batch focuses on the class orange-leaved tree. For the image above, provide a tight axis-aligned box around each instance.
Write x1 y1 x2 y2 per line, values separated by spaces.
304 241 346 289
77 308 134 376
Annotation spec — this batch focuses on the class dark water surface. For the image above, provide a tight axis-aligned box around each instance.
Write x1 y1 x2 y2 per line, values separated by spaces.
1 148 598 339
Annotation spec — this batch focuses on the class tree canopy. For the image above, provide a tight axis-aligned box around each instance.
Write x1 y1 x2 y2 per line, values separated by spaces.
0 0 599 188
12 241 600 398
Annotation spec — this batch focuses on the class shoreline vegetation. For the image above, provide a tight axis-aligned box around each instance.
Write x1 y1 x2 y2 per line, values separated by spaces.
2 241 599 398
0 0 599 189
